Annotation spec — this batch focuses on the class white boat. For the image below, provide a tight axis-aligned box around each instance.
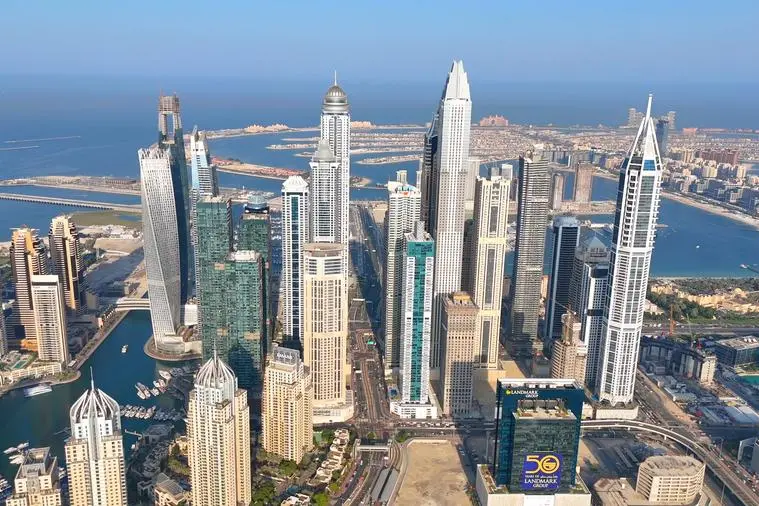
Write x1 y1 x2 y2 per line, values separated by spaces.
137 391 146 400
16 443 29 451
153 380 161 388
121 344 128 353
9 455 23 465
150 387 160 397
23 384 52 398
3 448 16 455
158 370 172 381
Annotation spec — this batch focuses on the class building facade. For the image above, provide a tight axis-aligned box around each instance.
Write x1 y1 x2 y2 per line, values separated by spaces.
189 126 219 198
428 61 472 370
573 162 594 203
384 180 422 371
6 447 62 506
393 223 436 419
550 312 588 386
10 228 49 348
509 153 550 357
468 174 512 369
441 292 479 417
48 216 83 313
550 173 565 210
309 140 340 243
568 236 609 388
31 275 68 365
65 380 127 506
238 196 272 342
187 354 251 506
636 456 704 504
596 96 663 405
655 119 670 158
281 176 310 345
262 345 313 463
546 217 581 340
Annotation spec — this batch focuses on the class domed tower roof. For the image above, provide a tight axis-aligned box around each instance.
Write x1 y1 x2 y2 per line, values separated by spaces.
322 73 349 114
195 351 237 391
70 376 121 426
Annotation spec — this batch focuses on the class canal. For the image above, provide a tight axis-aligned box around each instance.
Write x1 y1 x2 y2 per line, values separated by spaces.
0 311 192 480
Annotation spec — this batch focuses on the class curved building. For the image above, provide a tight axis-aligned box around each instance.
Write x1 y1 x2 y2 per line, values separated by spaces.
637 456 704 504
65 379 127 506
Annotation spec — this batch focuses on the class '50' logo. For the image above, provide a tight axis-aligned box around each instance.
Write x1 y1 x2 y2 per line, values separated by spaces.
524 454 561 475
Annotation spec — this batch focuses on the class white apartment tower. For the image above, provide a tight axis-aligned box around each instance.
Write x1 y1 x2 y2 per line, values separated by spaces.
383 180 422 372
302 243 350 422
49 215 84 313
262 345 313 463
189 126 219 198
31 275 68 365
139 147 184 354
65 379 127 506
468 173 512 369
596 96 663 405
309 140 340 243
281 176 310 344
319 77 350 274
428 61 472 370
188 354 251 506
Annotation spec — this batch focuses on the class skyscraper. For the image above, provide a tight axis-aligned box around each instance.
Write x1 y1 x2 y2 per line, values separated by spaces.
302 243 351 422
157 94 191 306
464 157 481 202
6 447 63 506
65 379 127 506
509 153 550 357
392 222 436 419
546 217 581 340
189 126 219 198
188 354 251 506
384 180 422 371
281 176 309 345
468 173 512 369
666 110 676 132
238 196 272 343
0 310 7 357
309 140 340 243
573 162 594 203
428 61 472 370
441 292 479 417
319 77 350 274
655 118 669 158
139 147 186 354
550 312 587 385
419 114 439 228
10 228 49 348
550 173 565 211
568 236 609 388
49 216 83 313
596 96 663 405
262 345 313 463
195 197 233 357
31 275 68 365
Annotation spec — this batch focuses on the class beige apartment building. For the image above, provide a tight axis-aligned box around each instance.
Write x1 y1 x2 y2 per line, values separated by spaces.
6 447 62 506
441 292 480 417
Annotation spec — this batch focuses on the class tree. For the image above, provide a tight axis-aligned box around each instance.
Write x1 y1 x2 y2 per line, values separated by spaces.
250 480 276 506
366 431 377 440
312 491 329 506
278 459 297 476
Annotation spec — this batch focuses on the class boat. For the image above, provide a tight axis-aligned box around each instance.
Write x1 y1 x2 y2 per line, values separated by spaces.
150 387 160 397
16 442 29 451
158 370 172 381
9 454 24 465
3 448 16 455
23 384 52 397
121 344 128 353
153 380 161 388
136 390 146 400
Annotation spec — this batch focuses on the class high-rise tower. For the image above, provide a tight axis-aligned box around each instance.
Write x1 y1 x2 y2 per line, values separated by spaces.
187 354 251 506
139 147 185 354
428 61 472 370
157 94 191 306
189 126 219 198
596 95 663 405
441 292 479 417
468 173 512 369
319 77 350 273
65 379 127 506
383 180 421 371
10 228 50 348
573 162 594 203
281 176 310 346
419 114 439 228
49 216 84 313
550 173 565 211
545 216 581 340
31 275 69 365
309 140 340 243
509 153 550 357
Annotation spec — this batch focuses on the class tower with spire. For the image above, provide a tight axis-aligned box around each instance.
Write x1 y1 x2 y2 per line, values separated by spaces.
595 95 663 406
65 375 127 506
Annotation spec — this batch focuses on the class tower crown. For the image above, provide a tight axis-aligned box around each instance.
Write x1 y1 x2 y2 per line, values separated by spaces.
322 77 349 113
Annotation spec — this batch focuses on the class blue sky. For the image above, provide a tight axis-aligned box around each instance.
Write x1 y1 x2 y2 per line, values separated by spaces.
2 0 757 82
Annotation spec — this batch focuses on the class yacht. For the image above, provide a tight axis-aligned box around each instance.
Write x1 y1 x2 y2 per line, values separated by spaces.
121 344 128 354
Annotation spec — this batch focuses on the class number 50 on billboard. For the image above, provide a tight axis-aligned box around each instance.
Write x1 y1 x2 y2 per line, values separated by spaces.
521 453 563 491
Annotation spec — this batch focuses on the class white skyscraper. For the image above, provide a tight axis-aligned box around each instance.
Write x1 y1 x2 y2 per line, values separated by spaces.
189 126 219 198
319 77 350 274
281 176 310 344
188 354 251 506
384 180 422 372
65 379 127 506
139 147 184 354
468 173 512 369
309 140 340 243
31 275 68 365
428 61 472 370
596 96 663 405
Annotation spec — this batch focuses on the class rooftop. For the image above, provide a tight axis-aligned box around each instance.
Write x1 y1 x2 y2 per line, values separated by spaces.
716 336 759 350
514 405 576 421
639 455 704 477
498 378 584 390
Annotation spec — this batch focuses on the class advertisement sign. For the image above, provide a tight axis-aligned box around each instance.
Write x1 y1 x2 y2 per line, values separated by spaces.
521 453 562 491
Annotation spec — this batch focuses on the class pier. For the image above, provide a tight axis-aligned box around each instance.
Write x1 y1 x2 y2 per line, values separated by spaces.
0 192 141 213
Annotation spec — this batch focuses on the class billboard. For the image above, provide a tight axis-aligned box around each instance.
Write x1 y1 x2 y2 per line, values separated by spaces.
521 452 563 491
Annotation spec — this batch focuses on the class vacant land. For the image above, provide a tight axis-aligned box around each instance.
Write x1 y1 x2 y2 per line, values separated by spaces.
72 210 142 230
395 440 469 506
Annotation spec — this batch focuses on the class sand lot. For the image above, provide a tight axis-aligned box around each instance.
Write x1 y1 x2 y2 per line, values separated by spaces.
395 440 469 506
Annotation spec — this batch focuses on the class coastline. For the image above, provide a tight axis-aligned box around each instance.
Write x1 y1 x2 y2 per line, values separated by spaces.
594 170 759 232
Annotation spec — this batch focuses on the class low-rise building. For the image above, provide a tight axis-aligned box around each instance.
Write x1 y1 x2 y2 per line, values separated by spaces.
637 456 704 504
714 336 759 368
153 473 189 506
6 447 62 506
